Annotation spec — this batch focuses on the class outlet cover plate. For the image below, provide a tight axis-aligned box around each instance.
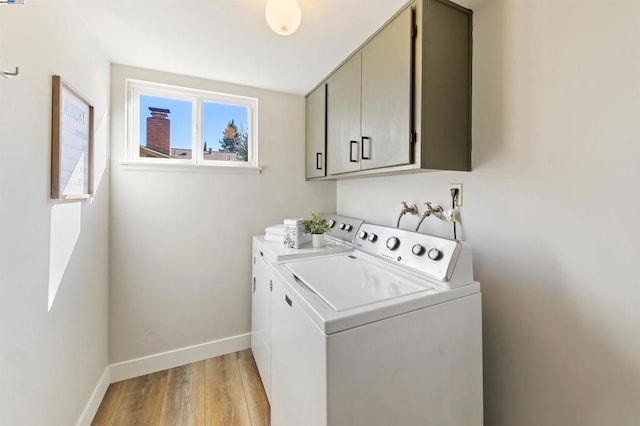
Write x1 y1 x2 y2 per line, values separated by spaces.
450 183 463 207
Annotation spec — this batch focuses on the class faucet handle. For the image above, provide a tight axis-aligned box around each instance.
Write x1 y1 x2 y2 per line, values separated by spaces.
401 201 418 215
424 202 443 214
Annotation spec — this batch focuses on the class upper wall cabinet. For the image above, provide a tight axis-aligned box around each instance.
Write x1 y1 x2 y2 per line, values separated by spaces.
327 7 413 176
359 6 414 172
326 54 362 175
420 0 472 171
305 84 327 179
305 0 472 180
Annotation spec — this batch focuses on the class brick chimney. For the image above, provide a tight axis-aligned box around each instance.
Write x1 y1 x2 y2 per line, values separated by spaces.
146 107 171 155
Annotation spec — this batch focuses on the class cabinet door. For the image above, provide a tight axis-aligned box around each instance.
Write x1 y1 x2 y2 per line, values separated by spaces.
327 53 362 175
305 84 327 179
270 278 326 426
251 252 271 401
361 6 414 170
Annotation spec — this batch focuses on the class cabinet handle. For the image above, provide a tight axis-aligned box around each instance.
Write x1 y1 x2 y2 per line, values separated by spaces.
349 140 359 162
361 136 371 160
260 251 263 257
316 152 323 170
285 295 293 307
270 280 273 292
252 277 256 293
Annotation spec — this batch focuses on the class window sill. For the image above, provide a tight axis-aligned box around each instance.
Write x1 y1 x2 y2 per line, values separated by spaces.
119 161 263 174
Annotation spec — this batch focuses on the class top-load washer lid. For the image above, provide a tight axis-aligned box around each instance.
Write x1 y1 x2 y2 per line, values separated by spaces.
284 254 432 312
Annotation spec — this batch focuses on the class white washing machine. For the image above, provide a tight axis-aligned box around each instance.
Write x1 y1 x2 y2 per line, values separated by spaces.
268 223 483 426
251 214 364 401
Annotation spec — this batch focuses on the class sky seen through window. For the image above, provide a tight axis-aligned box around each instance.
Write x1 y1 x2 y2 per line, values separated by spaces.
139 95 249 151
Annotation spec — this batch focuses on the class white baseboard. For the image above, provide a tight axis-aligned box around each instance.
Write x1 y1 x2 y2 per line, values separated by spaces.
109 333 251 383
76 367 111 426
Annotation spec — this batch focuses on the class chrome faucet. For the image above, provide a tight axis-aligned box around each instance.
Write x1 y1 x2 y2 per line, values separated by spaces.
415 202 443 231
424 202 443 217
396 201 418 228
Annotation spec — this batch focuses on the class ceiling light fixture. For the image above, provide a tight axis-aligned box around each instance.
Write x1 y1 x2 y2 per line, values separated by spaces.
265 0 302 36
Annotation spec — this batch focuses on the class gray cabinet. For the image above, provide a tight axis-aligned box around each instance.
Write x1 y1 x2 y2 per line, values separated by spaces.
307 0 472 179
326 7 414 176
419 0 472 171
361 6 414 171
326 54 362 175
305 84 327 179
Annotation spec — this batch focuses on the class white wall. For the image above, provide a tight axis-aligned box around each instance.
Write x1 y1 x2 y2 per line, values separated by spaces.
0 3 110 426
338 0 640 424
109 65 336 363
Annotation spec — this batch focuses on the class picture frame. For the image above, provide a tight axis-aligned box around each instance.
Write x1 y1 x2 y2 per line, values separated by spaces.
51 75 94 200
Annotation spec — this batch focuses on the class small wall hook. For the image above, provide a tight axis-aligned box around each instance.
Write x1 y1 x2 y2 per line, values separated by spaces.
1 66 19 79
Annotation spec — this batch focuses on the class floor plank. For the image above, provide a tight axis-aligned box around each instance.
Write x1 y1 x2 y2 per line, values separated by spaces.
111 369 169 426
91 350 269 426
159 362 206 426
237 350 270 426
91 380 127 426
205 353 253 426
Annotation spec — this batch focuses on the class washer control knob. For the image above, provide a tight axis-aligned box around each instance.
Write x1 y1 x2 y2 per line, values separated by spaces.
412 244 425 256
358 231 368 240
345 224 353 232
386 237 400 250
367 233 378 243
338 223 346 230
327 219 336 228
428 248 442 261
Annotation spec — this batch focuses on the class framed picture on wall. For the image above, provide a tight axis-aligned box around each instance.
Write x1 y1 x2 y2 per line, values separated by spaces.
51 75 94 200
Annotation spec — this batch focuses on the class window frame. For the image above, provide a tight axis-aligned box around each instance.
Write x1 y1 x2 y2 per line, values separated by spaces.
126 79 259 168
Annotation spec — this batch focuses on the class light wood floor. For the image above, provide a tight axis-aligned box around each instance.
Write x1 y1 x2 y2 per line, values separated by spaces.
92 350 270 426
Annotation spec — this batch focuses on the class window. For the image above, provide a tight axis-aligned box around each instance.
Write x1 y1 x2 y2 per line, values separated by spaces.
126 79 258 168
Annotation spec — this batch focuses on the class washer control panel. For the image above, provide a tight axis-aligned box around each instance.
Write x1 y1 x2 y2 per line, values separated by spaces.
321 214 364 244
353 223 463 283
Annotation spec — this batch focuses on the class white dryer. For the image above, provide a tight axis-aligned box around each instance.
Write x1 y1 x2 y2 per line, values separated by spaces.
251 214 364 402
269 223 483 426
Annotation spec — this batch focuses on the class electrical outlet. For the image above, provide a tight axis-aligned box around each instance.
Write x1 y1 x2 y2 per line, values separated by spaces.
450 183 463 207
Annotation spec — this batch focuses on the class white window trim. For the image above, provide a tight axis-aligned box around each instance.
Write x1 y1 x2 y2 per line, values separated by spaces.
125 79 259 169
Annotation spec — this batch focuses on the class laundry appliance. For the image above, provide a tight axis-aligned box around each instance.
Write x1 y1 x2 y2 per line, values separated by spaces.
251 214 364 401
268 223 482 426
